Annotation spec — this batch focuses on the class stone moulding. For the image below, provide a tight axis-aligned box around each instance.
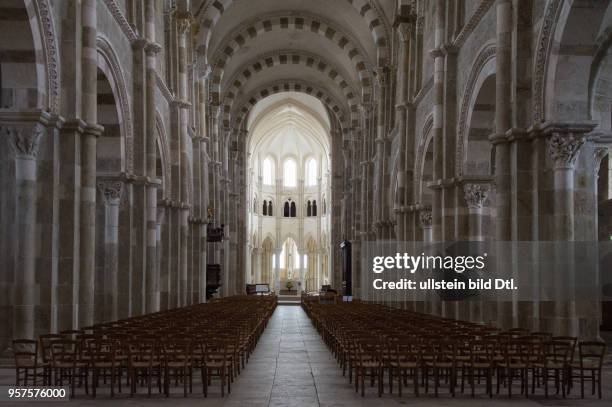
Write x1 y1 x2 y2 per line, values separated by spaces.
456 44 496 177
32 0 60 114
533 0 563 123
452 0 495 48
96 36 135 173
102 0 138 43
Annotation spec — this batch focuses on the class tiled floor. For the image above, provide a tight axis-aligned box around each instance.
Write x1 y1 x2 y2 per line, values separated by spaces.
1 305 611 406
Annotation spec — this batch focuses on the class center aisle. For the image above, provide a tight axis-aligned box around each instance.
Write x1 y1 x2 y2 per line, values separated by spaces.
224 305 392 407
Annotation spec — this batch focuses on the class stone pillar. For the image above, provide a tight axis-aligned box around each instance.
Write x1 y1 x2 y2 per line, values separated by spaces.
97 180 124 321
274 249 281 293
464 184 489 241
490 0 513 329
419 206 436 315
395 22 411 241
79 0 101 327
431 0 445 241
419 206 433 242
492 0 513 241
177 12 192 306
156 206 166 308
144 0 161 314
3 120 45 340
547 132 584 336
463 183 489 323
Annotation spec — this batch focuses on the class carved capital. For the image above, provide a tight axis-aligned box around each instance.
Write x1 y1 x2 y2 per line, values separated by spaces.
397 22 412 42
419 206 432 228
464 183 490 209
2 123 45 159
177 14 192 36
97 180 124 205
594 147 609 177
547 133 585 170
145 41 162 55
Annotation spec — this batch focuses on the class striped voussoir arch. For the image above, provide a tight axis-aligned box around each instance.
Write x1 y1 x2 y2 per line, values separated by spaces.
229 80 351 132
208 14 372 106
345 0 389 64
196 0 389 63
220 50 363 130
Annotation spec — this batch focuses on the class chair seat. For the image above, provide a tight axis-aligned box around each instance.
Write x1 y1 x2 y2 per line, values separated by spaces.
91 362 113 369
390 361 418 368
570 362 599 370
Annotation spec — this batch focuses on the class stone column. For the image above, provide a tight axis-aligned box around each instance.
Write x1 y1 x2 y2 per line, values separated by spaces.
492 0 513 241
419 206 435 315
177 12 192 305
3 120 45 340
274 249 281 293
419 206 433 242
144 0 161 314
547 132 584 335
156 205 166 308
464 183 489 323
431 0 445 242
464 184 489 241
97 180 124 321
395 22 411 241
79 0 102 327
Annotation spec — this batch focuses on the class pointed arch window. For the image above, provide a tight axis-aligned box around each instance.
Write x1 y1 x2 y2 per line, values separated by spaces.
263 157 274 185
283 159 297 187
312 200 317 216
284 201 290 217
268 201 273 216
307 200 312 217
305 158 317 186
262 201 267 216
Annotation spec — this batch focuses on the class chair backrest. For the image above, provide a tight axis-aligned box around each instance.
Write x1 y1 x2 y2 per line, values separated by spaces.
50 339 80 365
163 339 192 365
13 339 38 367
578 341 606 369
127 338 158 365
469 339 496 363
91 339 117 365
39 334 63 363
552 336 577 360
542 341 571 364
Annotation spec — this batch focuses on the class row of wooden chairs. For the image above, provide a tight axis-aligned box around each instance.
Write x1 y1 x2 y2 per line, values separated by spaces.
13 296 277 398
303 300 607 399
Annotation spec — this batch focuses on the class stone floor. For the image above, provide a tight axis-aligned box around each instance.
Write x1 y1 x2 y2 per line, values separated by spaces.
1 305 612 406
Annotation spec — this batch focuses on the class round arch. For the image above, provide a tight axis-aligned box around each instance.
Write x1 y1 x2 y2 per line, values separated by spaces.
97 35 135 173
195 0 389 64
208 12 374 104
231 80 352 132
456 43 496 177
221 50 364 125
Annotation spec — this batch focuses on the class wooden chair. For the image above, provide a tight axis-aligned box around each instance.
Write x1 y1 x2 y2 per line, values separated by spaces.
201 340 233 397
568 341 606 399
531 340 570 398
463 340 495 398
127 338 162 397
162 338 193 397
13 339 46 386
49 339 88 397
423 339 457 397
90 339 119 398
389 339 420 397
354 339 383 397
497 340 530 398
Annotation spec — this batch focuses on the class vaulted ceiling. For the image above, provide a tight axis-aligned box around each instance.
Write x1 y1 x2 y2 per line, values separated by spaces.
192 0 395 128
